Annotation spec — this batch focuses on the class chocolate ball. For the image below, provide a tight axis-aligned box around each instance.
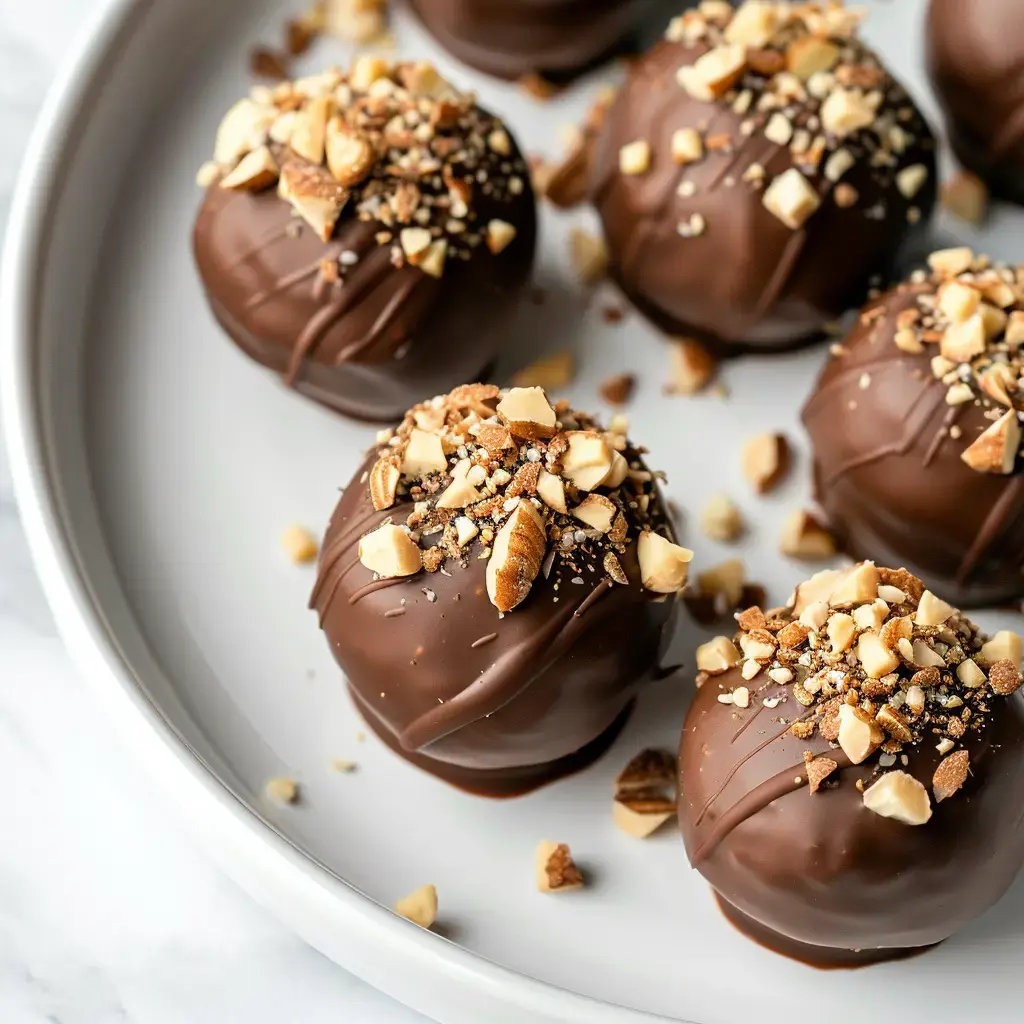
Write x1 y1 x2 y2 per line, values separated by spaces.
193 61 536 423
679 563 1024 966
590 2 936 354
311 384 690 796
407 0 651 81
927 0 1024 205
803 248 1024 608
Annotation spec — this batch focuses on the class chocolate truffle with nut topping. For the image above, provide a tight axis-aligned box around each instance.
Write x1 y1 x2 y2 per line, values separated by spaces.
680 562 1024 966
193 60 536 422
407 0 651 82
589 1 936 354
311 383 691 795
804 248 1024 608
927 0 1024 206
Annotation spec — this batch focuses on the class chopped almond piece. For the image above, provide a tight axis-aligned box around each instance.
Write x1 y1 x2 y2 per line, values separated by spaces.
599 372 636 406
915 590 955 627
696 636 742 674
805 755 838 794
613 796 674 838
325 119 375 186
677 44 748 100
486 500 546 612
511 352 574 390
219 146 279 191
838 704 884 764
701 493 744 542
742 433 790 493
486 219 518 254
535 841 584 893
358 524 422 578
290 96 330 165
560 432 614 490
265 776 299 804
978 630 1024 669
829 561 879 606
535 469 567 513
369 457 400 511
762 168 820 229
281 524 319 563
941 171 988 225
961 410 1020 475
619 140 651 175
933 749 970 803
672 128 705 165
496 386 557 440
568 229 609 284
780 510 835 560
278 161 348 241
697 558 745 607
572 494 616 533
402 428 447 477
667 339 717 394
616 749 676 791
394 884 438 929
638 531 693 593
862 771 932 825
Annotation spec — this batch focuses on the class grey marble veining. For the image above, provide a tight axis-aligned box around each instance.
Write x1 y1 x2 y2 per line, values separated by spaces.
0 2 424 1020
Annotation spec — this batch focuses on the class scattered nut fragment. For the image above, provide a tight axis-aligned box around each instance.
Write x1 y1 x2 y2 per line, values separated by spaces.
827 612 856 653
511 351 575 390
324 0 388 44
696 635 742 674
638 531 693 594
486 219 518 254
535 841 584 893
599 372 636 406
278 161 349 242
394 884 438 929
568 228 609 284
779 509 836 560
857 631 900 681
613 795 675 838
572 494 616 533
914 589 955 626
220 146 279 191
862 770 932 825
805 754 838 794
486 500 546 613
876 704 912 743
402 427 447 477
741 433 790 494
960 409 1020 475
671 127 704 165
933 749 970 803
619 140 651 175
369 457 400 511
615 748 676 792
358 524 422 578
677 43 748 101
697 558 745 607
560 432 615 490
281 523 319 563
762 168 821 229
940 171 988 225
956 658 987 689
829 561 879 606
496 386 557 440
667 339 717 394
701 494 744 542
837 704 884 764
535 469 567 513
265 776 299 804
978 630 1024 669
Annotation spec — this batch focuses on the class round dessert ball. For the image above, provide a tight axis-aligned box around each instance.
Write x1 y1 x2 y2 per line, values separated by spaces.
193 60 536 423
407 0 651 81
803 247 1024 608
927 0 1024 205
680 562 1024 966
311 383 691 796
590 1 936 354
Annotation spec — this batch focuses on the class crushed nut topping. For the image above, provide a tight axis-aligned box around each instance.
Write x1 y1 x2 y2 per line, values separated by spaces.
357 384 690 613
199 59 528 276
661 1 933 232
848 248 1024 475
703 561 1023 820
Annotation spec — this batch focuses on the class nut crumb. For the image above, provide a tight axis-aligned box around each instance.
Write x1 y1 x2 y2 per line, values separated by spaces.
394 884 438 928
599 372 636 406
281 524 319 563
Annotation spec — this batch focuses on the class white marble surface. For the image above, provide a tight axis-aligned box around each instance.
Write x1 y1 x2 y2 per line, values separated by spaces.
0 2 424 1020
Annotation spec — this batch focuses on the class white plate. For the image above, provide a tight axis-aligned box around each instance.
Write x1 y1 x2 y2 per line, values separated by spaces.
6 1 1024 1021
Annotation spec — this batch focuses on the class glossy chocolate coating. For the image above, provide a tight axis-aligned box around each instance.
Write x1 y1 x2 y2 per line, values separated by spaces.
679 664 1024 964
590 39 936 354
407 0 651 81
803 285 1024 608
193 141 536 424
311 454 676 796
927 0 1024 205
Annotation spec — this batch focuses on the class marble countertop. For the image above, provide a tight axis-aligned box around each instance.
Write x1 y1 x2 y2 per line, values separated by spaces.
0 2 423 1020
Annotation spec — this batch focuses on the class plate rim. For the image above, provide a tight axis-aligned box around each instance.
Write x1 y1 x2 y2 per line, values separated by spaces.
0 2 677 1022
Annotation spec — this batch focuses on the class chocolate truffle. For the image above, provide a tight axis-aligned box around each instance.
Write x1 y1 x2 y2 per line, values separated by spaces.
407 0 650 82
680 562 1024 966
590 1 936 354
193 60 536 422
927 0 1024 206
804 248 1024 608
311 383 691 796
